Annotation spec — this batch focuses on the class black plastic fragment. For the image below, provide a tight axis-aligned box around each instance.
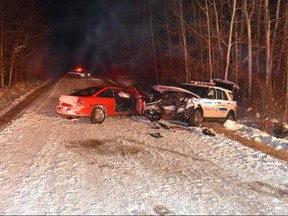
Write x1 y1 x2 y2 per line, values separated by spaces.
148 132 163 138
202 128 216 136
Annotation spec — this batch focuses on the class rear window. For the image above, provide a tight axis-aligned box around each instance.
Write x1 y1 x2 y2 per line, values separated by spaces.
71 87 102 96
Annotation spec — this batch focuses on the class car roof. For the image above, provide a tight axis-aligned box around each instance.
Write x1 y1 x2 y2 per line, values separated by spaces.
85 84 137 91
180 82 233 93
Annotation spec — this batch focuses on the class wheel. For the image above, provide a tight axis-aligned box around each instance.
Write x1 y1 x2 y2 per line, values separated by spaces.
188 109 203 126
225 111 235 122
91 107 106 124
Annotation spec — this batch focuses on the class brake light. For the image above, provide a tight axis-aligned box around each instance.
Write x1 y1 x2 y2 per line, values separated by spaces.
61 103 73 107
77 99 85 106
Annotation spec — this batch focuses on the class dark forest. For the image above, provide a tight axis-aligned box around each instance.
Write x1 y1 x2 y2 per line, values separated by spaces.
0 0 288 120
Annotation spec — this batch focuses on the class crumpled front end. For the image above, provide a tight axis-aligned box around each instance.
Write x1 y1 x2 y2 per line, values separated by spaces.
56 95 86 117
143 91 199 120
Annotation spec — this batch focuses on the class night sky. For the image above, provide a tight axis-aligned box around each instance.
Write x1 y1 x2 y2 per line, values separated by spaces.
46 0 162 77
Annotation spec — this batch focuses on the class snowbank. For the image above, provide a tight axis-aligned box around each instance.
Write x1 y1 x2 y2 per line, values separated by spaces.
224 120 288 151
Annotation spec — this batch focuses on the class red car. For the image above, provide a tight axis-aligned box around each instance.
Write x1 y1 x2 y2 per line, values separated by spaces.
56 85 144 124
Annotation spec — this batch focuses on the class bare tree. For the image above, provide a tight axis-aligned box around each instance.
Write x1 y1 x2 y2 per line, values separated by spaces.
7 0 36 87
178 0 190 82
265 0 271 88
243 0 255 101
149 0 159 83
165 0 173 72
286 52 288 119
204 0 213 80
255 1 263 78
270 0 281 92
285 3 288 119
0 0 3 87
224 0 237 81
212 0 224 65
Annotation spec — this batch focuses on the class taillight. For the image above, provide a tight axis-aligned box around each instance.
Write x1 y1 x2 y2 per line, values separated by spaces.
77 99 85 106
61 103 73 107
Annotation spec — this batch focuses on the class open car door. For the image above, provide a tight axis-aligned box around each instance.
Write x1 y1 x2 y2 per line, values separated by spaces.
212 79 240 92
125 87 144 115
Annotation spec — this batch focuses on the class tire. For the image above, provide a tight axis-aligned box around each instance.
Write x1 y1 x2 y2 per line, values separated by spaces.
188 109 203 126
225 111 235 122
91 107 106 124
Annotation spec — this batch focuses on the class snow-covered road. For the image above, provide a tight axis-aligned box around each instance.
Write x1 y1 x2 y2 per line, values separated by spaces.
0 78 287 215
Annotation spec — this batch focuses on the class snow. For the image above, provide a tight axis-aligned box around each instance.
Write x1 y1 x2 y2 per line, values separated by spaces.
224 120 288 151
0 77 288 215
0 79 49 117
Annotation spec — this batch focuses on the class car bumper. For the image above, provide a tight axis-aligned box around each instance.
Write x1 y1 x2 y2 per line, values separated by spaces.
56 105 87 117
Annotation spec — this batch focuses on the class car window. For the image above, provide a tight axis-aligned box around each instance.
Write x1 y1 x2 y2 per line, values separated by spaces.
215 89 221 99
71 87 102 96
221 90 228 100
215 89 228 100
98 89 114 98
206 89 215 99
178 84 208 97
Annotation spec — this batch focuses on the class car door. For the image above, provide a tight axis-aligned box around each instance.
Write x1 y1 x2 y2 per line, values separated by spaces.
126 87 144 114
200 88 219 117
213 89 230 118
93 88 117 115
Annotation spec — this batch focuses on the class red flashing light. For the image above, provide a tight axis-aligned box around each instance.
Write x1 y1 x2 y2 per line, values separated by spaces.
76 67 82 72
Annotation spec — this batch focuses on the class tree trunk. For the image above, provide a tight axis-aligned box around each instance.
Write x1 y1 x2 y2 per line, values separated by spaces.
286 52 288 119
270 0 281 92
285 3 288 119
265 0 271 88
213 0 223 67
205 0 213 80
165 0 173 72
244 0 253 101
0 0 4 88
224 0 236 81
234 29 239 84
178 0 189 82
149 0 158 83
8 48 16 87
255 2 262 78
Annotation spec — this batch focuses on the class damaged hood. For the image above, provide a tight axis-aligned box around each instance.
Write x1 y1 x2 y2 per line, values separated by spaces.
152 85 199 99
